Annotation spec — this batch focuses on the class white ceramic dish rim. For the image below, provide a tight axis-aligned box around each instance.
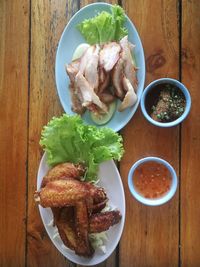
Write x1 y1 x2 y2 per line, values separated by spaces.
55 2 145 132
37 153 126 266
140 78 191 127
128 156 178 206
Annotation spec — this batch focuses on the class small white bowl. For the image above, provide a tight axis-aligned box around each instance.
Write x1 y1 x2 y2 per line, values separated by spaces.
128 157 178 206
140 78 191 127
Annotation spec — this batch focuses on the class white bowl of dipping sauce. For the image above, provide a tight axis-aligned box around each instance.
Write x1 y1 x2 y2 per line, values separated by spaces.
128 157 178 206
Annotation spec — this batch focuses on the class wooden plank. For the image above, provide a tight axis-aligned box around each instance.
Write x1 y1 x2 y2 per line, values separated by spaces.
181 1 200 266
27 1 79 266
119 1 180 266
0 1 29 266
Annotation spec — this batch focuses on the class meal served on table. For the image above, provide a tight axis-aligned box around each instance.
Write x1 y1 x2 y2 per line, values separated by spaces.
35 114 124 257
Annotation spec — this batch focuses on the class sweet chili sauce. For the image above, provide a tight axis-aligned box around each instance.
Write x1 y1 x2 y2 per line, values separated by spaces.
133 161 172 199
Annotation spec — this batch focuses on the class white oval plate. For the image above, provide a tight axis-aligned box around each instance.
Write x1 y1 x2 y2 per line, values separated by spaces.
55 3 145 132
37 153 125 266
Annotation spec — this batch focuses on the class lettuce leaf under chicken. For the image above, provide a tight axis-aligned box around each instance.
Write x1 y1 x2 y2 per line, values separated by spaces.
40 114 124 182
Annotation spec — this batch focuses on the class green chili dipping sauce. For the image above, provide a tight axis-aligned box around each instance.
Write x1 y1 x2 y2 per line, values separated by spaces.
133 161 172 199
145 83 186 122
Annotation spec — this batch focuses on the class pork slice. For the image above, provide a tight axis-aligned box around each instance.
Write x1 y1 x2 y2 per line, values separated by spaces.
69 85 86 115
99 92 116 104
98 67 110 94
99 42 121 72
111 57 125 100
65 59 80 84
84 45 100 91
118 77 137 112
120 36 138 90
79 45 96 74
75 72 107 113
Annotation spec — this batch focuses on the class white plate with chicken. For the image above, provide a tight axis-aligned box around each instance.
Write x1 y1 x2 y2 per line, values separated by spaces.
35 153 125 265
55 3 145 131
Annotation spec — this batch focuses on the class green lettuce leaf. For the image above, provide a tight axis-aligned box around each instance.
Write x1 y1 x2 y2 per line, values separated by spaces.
40 114 124 181
77 5 128 45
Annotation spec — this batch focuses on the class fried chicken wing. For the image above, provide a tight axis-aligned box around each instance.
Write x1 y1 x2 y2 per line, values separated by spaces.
52 208 121 256
35 179 90 207
84 183 107 205
35 179 107 209
35 163 122 258
53 208 121 235
89 210 122 233
75 201 94 256
52 207 77 250
42 162 86 187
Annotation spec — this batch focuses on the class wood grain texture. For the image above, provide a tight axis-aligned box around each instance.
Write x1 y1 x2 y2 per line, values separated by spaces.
119 1 180 267
27 1 79 266
181 1 200 266
0 1 29 267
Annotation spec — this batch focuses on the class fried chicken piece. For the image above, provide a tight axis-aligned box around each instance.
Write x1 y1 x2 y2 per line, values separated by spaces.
84 183 107 205
53 206 93 256
35 179 91 207
53 208 121 236
100 42 121 72
35 179 107 209
89 210 122 233
91 199 108 213
52 207 77 250
75 201 94 256
42 162 86 187
52 208 121 256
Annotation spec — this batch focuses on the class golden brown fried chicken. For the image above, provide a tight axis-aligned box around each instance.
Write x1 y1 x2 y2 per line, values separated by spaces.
35 179 107 209
53 206 94 256
75 201 94 256
35 179 91 207
35 163 122 258
52 207 77 251
89 210 122 233
52 208 121 256
41 162 85 187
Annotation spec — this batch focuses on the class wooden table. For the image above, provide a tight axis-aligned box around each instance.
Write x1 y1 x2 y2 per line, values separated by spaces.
1 0 200 266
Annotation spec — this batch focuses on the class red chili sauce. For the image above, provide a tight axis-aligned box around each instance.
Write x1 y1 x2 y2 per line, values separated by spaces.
133 161 172 199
